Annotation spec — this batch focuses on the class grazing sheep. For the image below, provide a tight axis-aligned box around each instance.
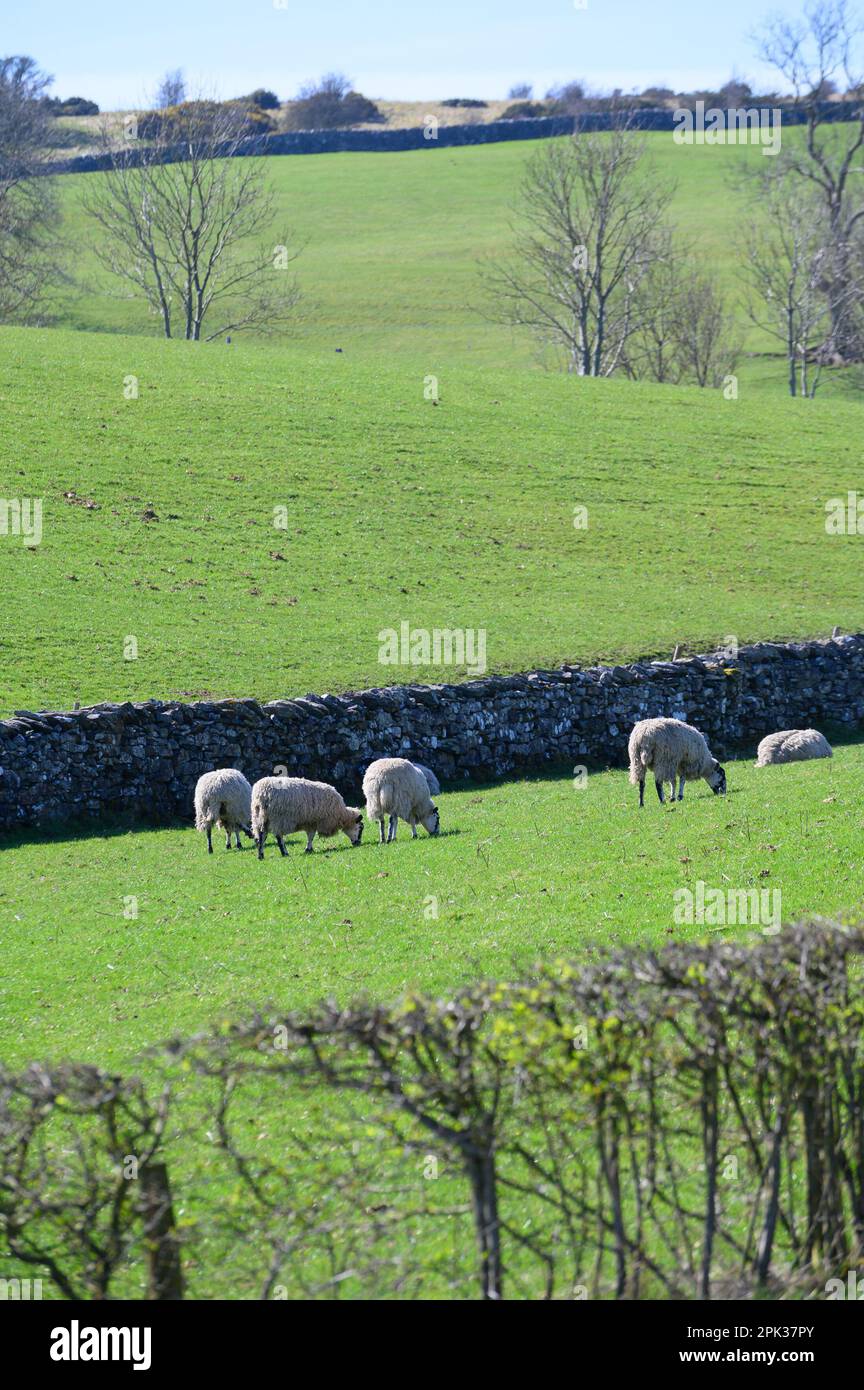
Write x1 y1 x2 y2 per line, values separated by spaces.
366 755 440 796
363 757 440 843
756 729 833 766
194 769 253 853
628 717 727 806
251 776 364 859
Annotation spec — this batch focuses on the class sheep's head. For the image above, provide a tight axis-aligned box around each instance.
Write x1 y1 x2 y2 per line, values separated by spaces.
344 810 364 845
707 761 727 795
422 805 441 836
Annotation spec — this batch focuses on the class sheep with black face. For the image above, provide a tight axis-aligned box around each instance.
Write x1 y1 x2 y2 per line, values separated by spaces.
363 757 440 843
628 717 726 806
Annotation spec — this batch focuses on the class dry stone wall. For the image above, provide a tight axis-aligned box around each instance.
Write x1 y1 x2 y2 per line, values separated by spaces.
49 103 862 175
1 635 862 832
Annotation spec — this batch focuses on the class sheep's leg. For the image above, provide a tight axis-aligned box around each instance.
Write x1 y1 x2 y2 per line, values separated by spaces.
225 829 232 850
304 831 315 854
256 831 266 860
638 778 645 807
669 779 676 802
206 823 213 854
378 817 386 844
388 814 398 842
276 835 288 857
655 779 665 804
410 818 418 839
234 830 243 848
678 776 685 801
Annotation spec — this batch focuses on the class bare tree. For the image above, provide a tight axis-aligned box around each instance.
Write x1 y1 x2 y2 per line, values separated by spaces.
0 55 62 321
757 0 864 358
673 268 742 388
155 69 186 109
626 246 741 388
285 73 381 130
484 123 674 375
545 80 586 111
82 100 300 341
623 235 686 383
744 173 852 395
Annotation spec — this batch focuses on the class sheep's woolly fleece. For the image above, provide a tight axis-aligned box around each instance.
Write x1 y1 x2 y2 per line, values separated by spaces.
628 717 719 786
363 757 438 824
251 776 363 840
194 768 253 833
366 756 440 796
756 729 833 765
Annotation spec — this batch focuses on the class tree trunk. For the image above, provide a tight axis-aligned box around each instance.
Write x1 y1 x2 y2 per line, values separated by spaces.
755 1114 785 1286
465 1147 502 1300
139 1161 184 1300
700 1064 719 1300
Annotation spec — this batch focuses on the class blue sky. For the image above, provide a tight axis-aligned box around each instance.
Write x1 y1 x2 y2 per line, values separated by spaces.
8 0 798 108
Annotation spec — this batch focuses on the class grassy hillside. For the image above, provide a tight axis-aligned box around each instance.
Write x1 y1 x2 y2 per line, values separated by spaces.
4 123 864 1305
1 325 862 715
53 132 792 369
2 748 861 1067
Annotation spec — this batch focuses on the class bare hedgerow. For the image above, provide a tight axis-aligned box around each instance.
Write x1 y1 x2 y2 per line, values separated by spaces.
171 922 864 1301
5 925 864 1300
0 1064 173 1299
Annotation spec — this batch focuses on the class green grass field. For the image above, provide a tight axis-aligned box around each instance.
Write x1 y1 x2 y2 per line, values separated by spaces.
50 129 836 376
1 324 863 716
3 132 863 1017
3 748 862 1069
3 125 864 1302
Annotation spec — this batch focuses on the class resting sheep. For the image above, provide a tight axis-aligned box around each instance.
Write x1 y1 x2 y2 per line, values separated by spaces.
251 776 364 859
363 757 440 843
628 717 726 806
410 762 440 796
194 769 253 853
756 729 833 766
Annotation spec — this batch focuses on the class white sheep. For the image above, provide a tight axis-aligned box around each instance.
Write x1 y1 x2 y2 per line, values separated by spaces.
756 729 833 765
194 768 253 853
367 756 440 796
251 776 364 859
628 717 726 806
363 757 440 843
412 763 441 796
